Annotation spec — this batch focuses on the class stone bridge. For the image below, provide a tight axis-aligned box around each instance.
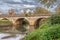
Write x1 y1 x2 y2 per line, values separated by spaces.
0 14 51 32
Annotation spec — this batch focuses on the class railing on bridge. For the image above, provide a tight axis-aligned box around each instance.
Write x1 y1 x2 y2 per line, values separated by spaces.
0 13 52 18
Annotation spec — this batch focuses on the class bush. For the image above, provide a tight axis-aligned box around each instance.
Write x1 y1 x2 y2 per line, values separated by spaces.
49 13 60 25
40 20 51 29
25 24 60 40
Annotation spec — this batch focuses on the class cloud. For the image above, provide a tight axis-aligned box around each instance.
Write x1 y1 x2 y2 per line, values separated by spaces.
0 0 39 13
24 5 36 8
0 0 59 13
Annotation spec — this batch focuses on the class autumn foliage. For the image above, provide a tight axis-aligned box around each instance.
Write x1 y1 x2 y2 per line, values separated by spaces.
34 7 51 14
9 9 15 16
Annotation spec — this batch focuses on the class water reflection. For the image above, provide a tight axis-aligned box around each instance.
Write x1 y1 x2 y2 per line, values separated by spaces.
0 33 25 40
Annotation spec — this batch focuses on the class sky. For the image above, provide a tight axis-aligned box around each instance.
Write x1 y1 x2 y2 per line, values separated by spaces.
0 0 59 14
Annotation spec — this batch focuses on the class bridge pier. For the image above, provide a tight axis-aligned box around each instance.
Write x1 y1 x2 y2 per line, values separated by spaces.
29 25 35 32
10 19 17 31
28 21 35 32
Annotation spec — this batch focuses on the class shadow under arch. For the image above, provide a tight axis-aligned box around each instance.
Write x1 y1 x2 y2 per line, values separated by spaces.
15 18 29 32
2 18 9 20
34 18 43 29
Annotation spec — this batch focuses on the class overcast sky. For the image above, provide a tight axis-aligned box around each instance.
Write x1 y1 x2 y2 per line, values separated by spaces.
0 0 59 14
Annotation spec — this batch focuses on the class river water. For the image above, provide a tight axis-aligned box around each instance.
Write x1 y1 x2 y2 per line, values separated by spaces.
0 33 25 40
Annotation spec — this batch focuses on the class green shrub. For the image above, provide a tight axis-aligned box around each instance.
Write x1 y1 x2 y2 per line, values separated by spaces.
25 24 60 40
49 13 60 25
40 20 51 29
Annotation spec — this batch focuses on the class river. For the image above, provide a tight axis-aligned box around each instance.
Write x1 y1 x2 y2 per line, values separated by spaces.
0 33 25 40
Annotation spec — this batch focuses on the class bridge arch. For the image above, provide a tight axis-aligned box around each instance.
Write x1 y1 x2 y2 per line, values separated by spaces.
0 18 13 30
15 18 29 32
1 18 13 25
2 18 9 20
34 18 46 29
34 18 42 29
1 18 13 24
15 18 29 25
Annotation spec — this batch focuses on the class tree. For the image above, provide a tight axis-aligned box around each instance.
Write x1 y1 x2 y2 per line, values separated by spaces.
55 5 60 13
36 0 57 8
9 9 15 16
34 7 51 14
